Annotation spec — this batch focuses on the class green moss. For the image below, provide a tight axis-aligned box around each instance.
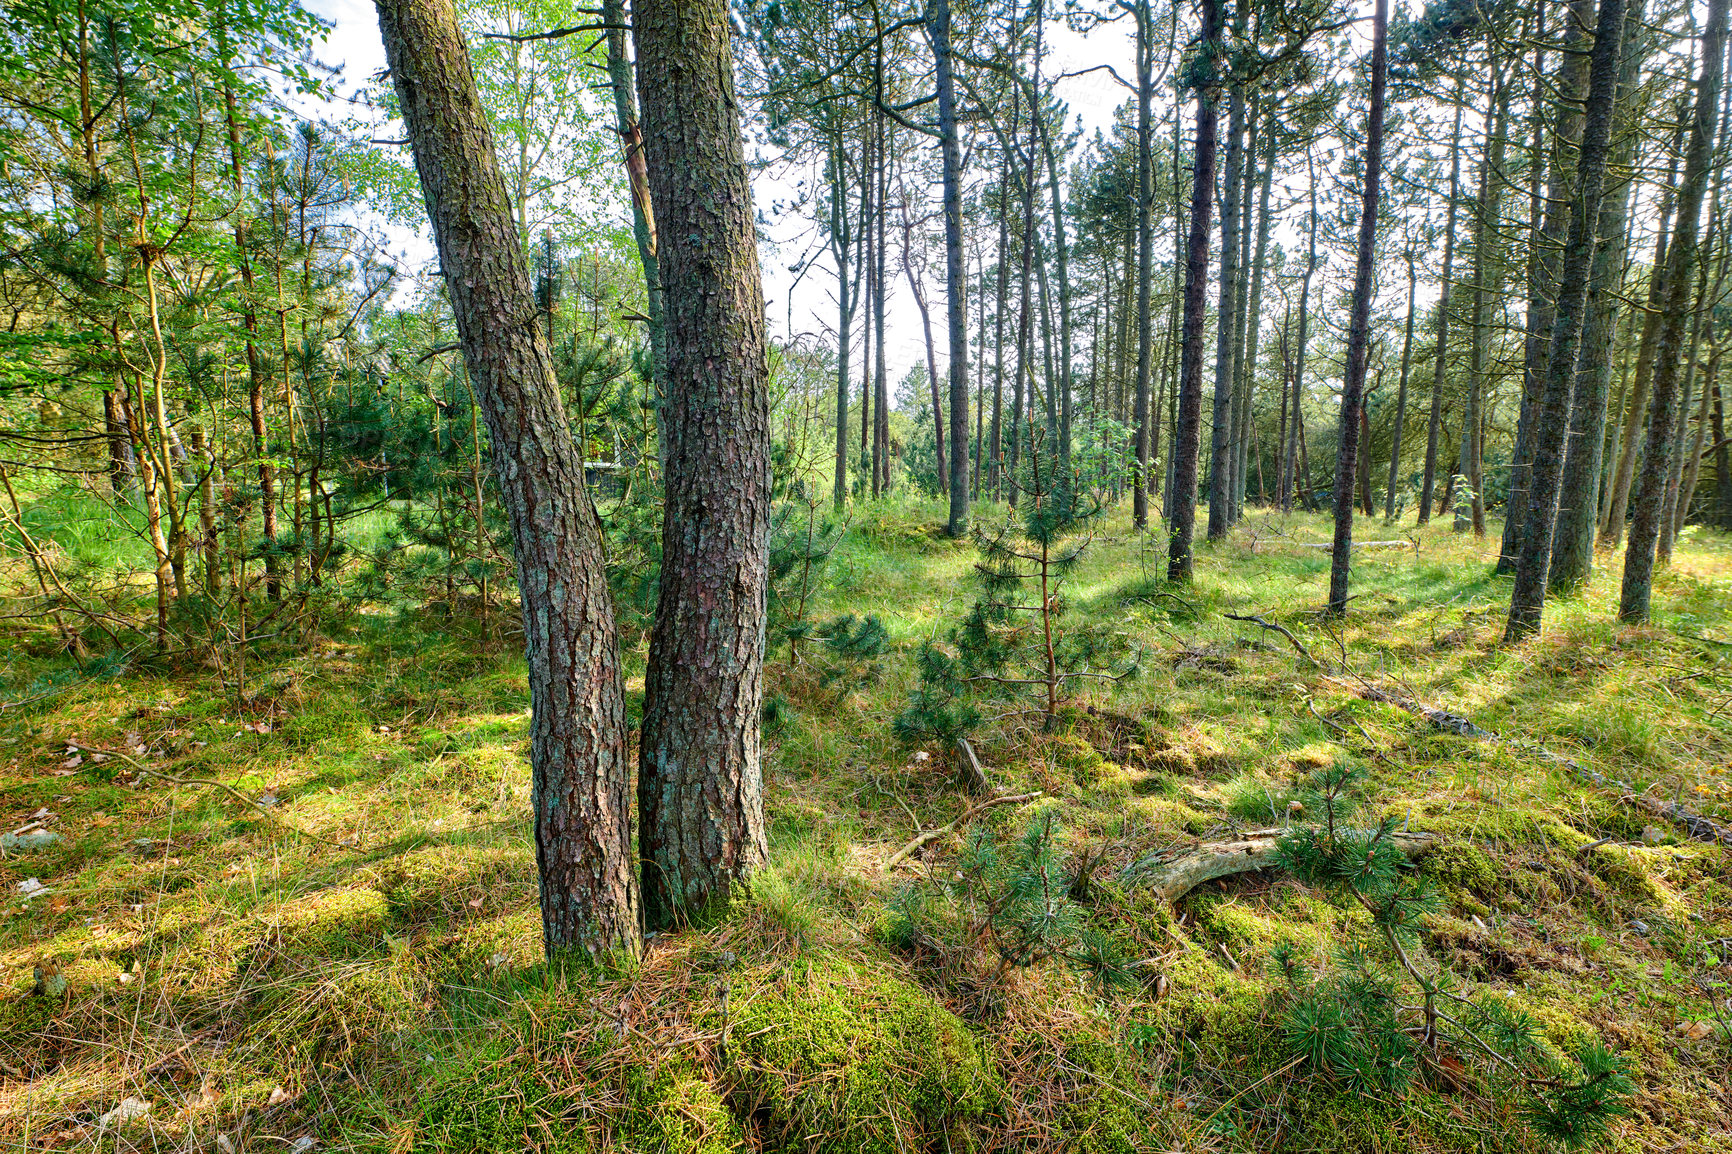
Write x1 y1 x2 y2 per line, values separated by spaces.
377 843 534 922
724 959 1000 1154
1493 990 1598 1060
1049 733 1117 787
1052 1036 1149 1154
420 1042 593 1154
1585 846 1676 910
1280 1087 1478 1154
1421 842 1500 915
617 1062 743 1154
1144 950 1275 1071
1195 897 1283 955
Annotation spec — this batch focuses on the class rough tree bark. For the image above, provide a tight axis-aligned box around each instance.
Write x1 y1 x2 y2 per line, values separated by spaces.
375 0 639 957
603 0 668 464
1166 0 1221 581
931 0 970 536
1418 86 1464 526
1386 250 1417 520
1208 81 1245 542
634 0 771 926
1501 0 1590 572
1505 0 1628 642
1549 0 1647 593
1620 0 1728 623
1133 0 1155 529
1326 0 1388 616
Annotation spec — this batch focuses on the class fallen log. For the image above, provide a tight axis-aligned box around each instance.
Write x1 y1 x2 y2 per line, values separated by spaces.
1123 826 1438 904
1337 679 1732 850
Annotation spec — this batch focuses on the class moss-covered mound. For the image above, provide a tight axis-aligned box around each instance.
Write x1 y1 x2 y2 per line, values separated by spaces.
722 958 1000 1154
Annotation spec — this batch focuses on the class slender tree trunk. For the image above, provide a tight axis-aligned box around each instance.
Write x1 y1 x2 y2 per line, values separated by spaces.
218 58 277 601
1505 0 1629 640
831 135 853 509
1458 59 1506 539
1713 374 1732 526
1419 87 1465 526
1283 152 1319 514
1235 106 1273 520
932 0 970 534
1621 0 1728 621
1658 240 1717 562
1009 89 1039 508
1502 0 1589 571
1133 0 1155 528
1167 0 1221 581
1603 124 1684 545
992 132 1012 499
1208 81 1245 541
377 0 638 957
1327 0 1388 616
1550 0 1647 593
604 0 669 469
1387 253 1418 519
634 0 771 924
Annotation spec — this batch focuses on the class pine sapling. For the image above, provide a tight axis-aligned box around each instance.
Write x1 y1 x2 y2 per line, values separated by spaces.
1271 762 1632 1148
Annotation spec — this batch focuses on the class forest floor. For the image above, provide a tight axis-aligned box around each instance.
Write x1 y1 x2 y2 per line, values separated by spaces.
1 502 1730 1154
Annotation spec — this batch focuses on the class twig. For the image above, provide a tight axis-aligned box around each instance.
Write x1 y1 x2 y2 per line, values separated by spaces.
1337 681 1732 849
884 791 1043 871
1224 612 1324 668
69 743 346 847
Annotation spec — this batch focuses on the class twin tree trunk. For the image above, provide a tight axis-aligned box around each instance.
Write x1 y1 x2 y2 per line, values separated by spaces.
634 0 772 927
1326 0 1387 616
378 0 771 950
377 0 639 956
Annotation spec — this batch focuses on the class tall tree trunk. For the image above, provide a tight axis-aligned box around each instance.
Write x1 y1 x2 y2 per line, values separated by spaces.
992 128 1013 500
1602 123 1684 544
218 53 277 601
1208 80 1245 541
1035 80 1074 473
1713 374 1732 526
932 0 970 534
831 134 853 509
1506 0 1628 640
1327 0 1388 616
376 0 639 957
900 216 946 488
1419 86 1464 526
1620 0 1728 622
1133 0 1155 529
1658 237 1718 562
1387 251 1418 519
1166 0 1221 580
1234 106 1272 521
1283 150 1318 514
1009 89 1039 508
1502 0 1589 571
1550 0 1647 593
604 0 669 469
1459 57 1507 539
634 0 771 924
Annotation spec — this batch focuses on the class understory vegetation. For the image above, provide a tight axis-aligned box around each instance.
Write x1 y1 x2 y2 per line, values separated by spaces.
3 499 1729 1153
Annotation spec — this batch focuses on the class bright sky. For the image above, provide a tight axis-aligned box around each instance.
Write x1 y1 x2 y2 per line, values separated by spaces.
299 0 1141 389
